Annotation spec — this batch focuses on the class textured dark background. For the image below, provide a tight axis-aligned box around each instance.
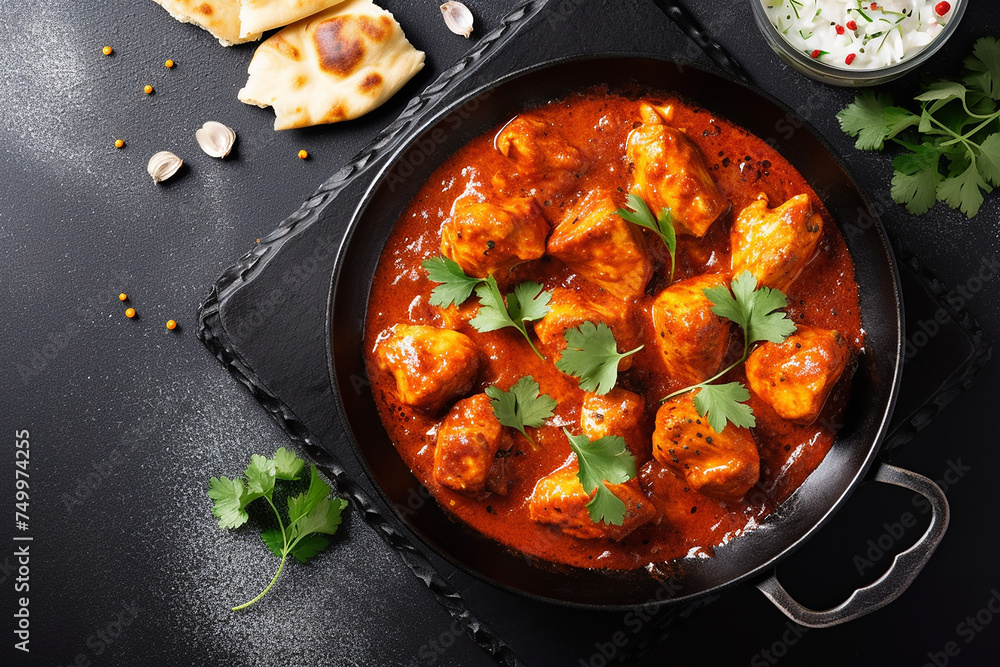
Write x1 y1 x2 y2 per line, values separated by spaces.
2 1 1000 666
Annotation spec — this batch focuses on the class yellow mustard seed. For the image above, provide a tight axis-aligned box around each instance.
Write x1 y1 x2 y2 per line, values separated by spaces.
114 139 125 149
143 85 153 95
166 319 177 330
102 46 113 56
125 308 136 319
165 59 174 68
298 149 308 160
118 292 128 301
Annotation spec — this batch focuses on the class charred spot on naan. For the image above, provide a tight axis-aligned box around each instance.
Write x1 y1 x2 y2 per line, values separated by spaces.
314 17 366 76
198 2 213 15
360 72 383 95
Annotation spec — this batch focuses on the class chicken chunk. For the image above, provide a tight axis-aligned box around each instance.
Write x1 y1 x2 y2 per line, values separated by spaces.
440 196 549 279
746 325 851 424
653 395 759 502
433 394 513 495
374 324 479 413
730 193 823 291
626 113 728 237
547 191 654 300
650 274 732 387
581 388 649 457
528 466 656 540
535 287 639 370
495 116 590 196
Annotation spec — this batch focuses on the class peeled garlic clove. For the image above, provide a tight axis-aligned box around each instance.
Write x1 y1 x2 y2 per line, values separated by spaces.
147 151 183 184
195 121 236 159
441 2 474 38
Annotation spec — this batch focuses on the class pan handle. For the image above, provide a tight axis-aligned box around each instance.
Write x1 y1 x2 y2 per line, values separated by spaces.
756 463 950 628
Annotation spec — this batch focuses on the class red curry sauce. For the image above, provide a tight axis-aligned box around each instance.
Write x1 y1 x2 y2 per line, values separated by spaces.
363 89 863 570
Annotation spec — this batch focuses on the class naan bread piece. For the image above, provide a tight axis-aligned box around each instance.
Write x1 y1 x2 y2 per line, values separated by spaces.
151 0 260 46
239 0 348 38
237 0 425 130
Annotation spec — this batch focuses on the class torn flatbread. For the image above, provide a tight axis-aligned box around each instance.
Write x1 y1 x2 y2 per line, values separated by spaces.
239 0 348 39
151 0 260 46
237 0 425 130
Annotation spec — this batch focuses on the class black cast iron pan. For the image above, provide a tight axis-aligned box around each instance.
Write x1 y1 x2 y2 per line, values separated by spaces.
328 55 949 625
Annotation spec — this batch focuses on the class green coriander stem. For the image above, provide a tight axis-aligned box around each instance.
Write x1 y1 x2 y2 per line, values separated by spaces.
939 109 1000 147
660 333 750 403
265 495 288 548
232 553 287 611
522 330 545 361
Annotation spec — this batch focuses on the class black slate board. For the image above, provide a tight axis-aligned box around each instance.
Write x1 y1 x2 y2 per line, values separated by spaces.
198 1 992 664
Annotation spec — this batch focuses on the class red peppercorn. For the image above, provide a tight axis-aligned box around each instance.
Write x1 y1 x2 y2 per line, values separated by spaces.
935 1 951 15
836 24 845 35
845 53 857 65
870 3 878 10
846 20 857 30
810 49 822 58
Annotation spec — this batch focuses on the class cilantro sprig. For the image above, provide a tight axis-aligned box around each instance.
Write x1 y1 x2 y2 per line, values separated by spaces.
208 448 348 611
555 321 643 395
836 37 1000 218
422 259 552 360
662 271 796 433
470 276 551 360
422 256 485 308
564 429 637 526
485 375 557 446
616 193 677 283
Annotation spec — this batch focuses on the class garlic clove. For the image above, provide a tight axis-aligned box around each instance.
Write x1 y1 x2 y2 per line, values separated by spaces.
440 2 474 38
195 121 236 158
147 151 183 183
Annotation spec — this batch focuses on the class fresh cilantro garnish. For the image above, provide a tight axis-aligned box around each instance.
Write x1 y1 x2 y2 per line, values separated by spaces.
702 271 797 346
836 37 1000 218
470 276 551 360
485 375 557 446
207 447 348 611
564 428 637 526
555 321 643 395
663 271 796 432
616 193 677 283
422 256 485 308
693 382 756 433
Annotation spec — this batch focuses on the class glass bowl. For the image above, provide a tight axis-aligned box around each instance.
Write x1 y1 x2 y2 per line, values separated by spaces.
750 0 967 86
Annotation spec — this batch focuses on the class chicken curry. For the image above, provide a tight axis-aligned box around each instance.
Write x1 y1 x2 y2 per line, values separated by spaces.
363 89 862 570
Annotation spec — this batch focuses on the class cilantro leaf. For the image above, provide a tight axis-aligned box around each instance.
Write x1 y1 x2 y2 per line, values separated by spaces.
470 276 550 360
287 464 331 525
892 146 942 214
915 80 969 114
977 134 1000 186
469 276 512 332
273 447 305 480
937 162 989 218
208 476 248 529
564 429 637 526
508 281 551 324
242 454 276 505
290 497 348 541
837 91 894 150
704 271 796 346
485 375 556 446
260 529 284 559
616 193 677 282
555 321 643 395
693 382 756 433
964 36 1000 100
422 256 484 308
288 534 331 564
206 448 348 611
